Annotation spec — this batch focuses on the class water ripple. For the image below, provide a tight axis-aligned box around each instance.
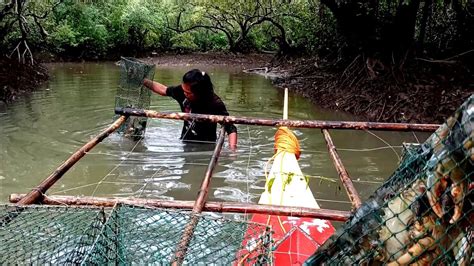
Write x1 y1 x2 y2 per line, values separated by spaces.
0 63 416 212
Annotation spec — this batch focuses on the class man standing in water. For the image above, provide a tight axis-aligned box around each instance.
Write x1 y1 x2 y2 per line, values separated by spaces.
143 69 237 150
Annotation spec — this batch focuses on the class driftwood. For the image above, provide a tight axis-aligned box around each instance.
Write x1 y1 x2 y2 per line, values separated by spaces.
9 194 351 221
115 107 440 132
243 67 269 73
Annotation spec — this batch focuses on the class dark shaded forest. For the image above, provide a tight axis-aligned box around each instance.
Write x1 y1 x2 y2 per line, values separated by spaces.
1 0 473 122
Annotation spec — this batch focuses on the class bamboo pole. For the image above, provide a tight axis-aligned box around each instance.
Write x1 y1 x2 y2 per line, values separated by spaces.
283 88 288 120
322 129 362 209
9 194 351 221
115 107 440 132
172 127 226 265
17 116 127 205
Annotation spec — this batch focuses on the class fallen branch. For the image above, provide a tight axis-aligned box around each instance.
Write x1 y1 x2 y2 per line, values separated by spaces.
445 49 474 60
415 57 457 64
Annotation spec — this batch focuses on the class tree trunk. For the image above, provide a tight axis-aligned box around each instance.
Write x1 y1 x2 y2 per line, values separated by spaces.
227 35 238 53
321 0 378 57
232 23 251 53
453 0 474 55
418 0 433 50
391 0 421 61
264 17 292 55
0 1 14 21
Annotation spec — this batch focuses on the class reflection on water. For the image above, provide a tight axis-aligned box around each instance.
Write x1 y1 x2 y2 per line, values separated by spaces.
0 62 432 213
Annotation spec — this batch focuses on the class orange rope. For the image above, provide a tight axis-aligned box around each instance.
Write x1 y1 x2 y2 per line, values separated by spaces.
261 127 301 235
264 126 302 181
274 126 301 160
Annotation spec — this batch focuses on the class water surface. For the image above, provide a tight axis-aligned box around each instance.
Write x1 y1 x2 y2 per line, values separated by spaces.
0 62 431 214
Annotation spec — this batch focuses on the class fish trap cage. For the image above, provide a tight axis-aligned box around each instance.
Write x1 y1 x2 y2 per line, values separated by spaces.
306 96 473 265
0 204 272 264
115 57 154 140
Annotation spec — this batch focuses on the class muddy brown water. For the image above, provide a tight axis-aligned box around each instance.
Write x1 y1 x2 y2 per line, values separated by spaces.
0 62 431 219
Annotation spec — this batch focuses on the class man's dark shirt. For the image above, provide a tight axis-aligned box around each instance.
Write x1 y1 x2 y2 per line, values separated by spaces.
166 85 237 142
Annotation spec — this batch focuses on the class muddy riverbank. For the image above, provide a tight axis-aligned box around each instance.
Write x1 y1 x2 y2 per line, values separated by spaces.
266 56 473 123
3 52 472 124
0 57 48 103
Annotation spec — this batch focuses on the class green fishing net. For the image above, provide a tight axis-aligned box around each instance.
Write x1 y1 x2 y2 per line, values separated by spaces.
306 95 473 265
115 57 154 140
0 203 272 264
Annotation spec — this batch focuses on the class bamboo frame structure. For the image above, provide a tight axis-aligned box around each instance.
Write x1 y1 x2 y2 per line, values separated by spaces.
115 107 440 132
18 116 127 205
8 104 443 263
9 194 351 221
322 129 362 209
172 127 226 265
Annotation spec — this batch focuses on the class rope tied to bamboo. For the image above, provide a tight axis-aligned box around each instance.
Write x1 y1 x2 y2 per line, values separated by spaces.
274 126 301 159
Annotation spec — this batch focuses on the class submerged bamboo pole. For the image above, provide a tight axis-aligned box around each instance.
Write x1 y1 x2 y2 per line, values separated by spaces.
172 127 226 265
17 116 127 205
115 107 440 132
9 194 351 221
322 129 362 209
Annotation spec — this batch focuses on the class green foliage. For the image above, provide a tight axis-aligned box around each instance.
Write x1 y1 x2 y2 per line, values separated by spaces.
49 24 78 51
249 28 275 52
47 1 109 57
0 0 470 60
170 32 198 52
193 32 228 51
266 177 276 194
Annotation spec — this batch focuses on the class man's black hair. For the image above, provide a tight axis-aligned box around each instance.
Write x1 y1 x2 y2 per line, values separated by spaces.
182 69 214 99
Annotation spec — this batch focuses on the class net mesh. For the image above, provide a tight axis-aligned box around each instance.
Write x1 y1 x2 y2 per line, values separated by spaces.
306 95 473 265
115 57 154 140
0 205 105 264
0 203 272 264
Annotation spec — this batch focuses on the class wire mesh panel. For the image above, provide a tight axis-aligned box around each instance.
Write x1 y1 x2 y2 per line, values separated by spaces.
115 57 154 140
306 95 473 265
1 204 272 264
84 203 272 265
0 205 106 264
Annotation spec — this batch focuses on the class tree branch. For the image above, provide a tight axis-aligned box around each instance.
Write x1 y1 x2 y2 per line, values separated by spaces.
32 15 48 38
0 0 14 21
445 49 474 60
414 58 457 64
168 24 214 33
